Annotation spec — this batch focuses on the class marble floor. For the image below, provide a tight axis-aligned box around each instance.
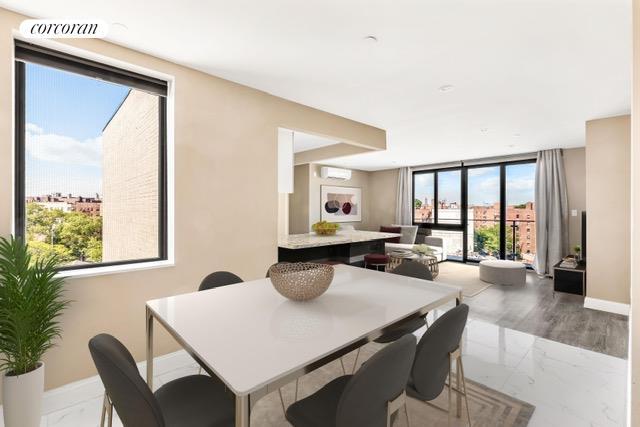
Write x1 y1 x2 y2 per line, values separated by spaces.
1 313 626 427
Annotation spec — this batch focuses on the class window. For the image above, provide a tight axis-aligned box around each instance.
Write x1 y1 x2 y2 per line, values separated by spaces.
15 41 168 270
412 159 536 266
413 172 434 223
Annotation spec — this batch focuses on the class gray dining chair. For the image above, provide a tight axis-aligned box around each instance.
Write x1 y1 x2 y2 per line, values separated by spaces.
406 303 471 427
392 260 434 281
88 334 234 427
198 271 243 291
350 261 432 373
286 334 417 427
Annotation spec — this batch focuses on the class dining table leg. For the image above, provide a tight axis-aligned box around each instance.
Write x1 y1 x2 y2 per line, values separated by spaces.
235 394 250 427
146 306 154 389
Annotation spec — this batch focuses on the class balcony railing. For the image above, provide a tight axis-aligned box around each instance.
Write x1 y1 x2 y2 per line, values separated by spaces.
468 218 536 265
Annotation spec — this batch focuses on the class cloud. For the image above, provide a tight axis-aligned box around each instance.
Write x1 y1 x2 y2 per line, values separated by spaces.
507 178 534 191
26 123 102 167
478 176 499 191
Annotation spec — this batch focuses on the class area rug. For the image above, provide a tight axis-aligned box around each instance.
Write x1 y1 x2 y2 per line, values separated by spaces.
435 262 493 298
249 342 535 426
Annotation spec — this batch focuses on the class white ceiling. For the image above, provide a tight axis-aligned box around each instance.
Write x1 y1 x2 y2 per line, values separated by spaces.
3 0 631 171
293 131 340 153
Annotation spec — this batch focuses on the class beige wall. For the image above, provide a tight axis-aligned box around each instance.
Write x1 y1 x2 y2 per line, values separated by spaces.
585 115 631 305
289 164 375 232
369 168 399 228
102 90 159 262
563 148 586 250
630 0 639 423
289 164 311 234
0 7 385 391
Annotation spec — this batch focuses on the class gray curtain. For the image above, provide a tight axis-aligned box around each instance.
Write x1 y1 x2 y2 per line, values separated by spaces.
534 149 569 275
395 167 412 225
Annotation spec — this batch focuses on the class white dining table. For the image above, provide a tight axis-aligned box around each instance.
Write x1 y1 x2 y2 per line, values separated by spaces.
145 264 463 427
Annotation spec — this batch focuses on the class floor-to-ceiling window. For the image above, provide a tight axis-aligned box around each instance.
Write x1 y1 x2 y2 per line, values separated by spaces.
412 159 536 265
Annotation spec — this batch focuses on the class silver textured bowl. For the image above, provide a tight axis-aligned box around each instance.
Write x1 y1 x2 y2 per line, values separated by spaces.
268 262 334 301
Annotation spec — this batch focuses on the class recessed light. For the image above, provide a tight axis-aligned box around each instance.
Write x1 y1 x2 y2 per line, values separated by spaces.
480 128 489 133
364 35 378 43
438 84 454 92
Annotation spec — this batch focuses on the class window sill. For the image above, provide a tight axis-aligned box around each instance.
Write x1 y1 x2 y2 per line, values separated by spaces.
58 259 175 280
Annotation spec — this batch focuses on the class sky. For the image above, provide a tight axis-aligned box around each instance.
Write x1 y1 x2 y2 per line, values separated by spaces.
25 62 129 197
414 162 536 207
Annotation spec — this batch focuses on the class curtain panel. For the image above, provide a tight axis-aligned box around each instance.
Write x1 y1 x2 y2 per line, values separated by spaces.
395 167 413 225
534 149 569 275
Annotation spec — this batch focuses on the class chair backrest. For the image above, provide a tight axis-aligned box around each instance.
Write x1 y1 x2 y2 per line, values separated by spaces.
411 304 469 401
88 334 165 427
198 271 243 291
336 334 416 427
391 261 433 281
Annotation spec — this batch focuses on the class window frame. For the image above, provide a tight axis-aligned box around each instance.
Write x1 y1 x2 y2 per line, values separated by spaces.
412 159 536 264
14 41 169 272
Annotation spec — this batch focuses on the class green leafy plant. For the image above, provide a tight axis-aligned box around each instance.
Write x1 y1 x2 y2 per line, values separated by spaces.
0 236 70 375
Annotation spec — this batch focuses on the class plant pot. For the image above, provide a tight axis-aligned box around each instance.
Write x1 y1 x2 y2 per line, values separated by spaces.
2 362 44 427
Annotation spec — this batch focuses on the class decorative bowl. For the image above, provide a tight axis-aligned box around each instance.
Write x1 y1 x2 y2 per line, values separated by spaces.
312 221 339 236
268 262 334 301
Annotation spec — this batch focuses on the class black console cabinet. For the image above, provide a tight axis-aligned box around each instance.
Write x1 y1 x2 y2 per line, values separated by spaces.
553 261 586 296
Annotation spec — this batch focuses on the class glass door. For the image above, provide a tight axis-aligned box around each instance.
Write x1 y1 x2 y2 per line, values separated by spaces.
505 163 536 266
466 166 501 262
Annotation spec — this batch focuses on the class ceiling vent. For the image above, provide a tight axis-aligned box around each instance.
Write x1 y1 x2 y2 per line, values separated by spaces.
320 167 352 180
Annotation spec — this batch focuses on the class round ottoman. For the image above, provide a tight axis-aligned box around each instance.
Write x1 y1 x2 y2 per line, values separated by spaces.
479 260 526 286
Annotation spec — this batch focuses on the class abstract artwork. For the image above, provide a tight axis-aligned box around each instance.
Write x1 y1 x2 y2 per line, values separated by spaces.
321 185 362 222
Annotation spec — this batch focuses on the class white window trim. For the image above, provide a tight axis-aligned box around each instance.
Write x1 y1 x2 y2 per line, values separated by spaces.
12 33 176 277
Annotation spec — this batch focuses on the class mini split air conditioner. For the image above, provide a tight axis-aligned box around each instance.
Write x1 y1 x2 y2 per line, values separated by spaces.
320 167 352 180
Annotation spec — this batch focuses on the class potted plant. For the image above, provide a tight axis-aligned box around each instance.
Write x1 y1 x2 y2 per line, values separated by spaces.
0 236 70 427
573 245 582 261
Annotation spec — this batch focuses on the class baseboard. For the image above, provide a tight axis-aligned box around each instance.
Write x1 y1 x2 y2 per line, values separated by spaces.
40 349 193 415
584 297 630 316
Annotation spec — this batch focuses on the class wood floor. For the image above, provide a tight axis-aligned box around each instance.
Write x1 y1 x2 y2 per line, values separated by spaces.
439 261 629 359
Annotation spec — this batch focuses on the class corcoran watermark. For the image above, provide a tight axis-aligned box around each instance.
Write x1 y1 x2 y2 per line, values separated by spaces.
19 19 109 39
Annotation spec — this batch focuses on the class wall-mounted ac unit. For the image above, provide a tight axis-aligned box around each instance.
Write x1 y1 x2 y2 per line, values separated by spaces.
320 167 352 180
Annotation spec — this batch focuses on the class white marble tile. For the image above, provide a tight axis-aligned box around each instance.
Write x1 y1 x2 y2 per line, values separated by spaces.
502 337 627 427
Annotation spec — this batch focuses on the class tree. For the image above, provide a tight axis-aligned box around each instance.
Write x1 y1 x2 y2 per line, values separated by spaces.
474 223 514 257
57 212 102 262
414 199 422 209
27 240 74 265
26 203 65 244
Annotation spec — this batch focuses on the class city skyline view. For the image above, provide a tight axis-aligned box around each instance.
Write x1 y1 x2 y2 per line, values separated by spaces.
25 62 129 197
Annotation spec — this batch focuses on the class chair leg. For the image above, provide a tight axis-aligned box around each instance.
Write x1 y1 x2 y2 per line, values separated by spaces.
447 355 453 427
294 378 299 401
404 403 411 427
100 393 107 427
456 354 462 418
107 396 113 427
458 358 472 427
278 388 286 415
351 347 361 374
340 357 347 375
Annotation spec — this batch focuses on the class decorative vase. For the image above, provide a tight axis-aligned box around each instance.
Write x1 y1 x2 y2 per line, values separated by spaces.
2 362 44 427
268 262 334 301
